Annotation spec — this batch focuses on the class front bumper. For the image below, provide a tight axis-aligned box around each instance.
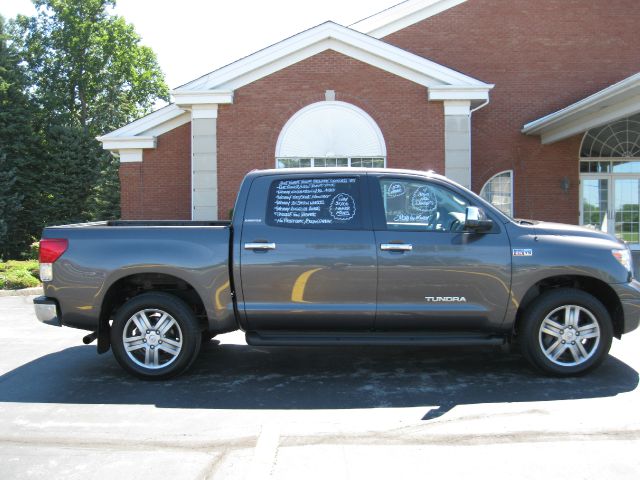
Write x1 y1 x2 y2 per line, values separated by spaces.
611 280 640 334
33 296 61 327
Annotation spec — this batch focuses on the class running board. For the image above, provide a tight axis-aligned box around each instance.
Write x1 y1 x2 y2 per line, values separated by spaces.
246 331 505 347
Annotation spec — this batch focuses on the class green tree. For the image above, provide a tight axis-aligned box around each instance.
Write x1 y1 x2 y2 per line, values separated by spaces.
0 151 22 254
2 0 167 257
14 0 169 137
0 15 39 259
39 124 108 226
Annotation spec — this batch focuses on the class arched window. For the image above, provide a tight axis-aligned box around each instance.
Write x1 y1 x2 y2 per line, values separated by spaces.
581 113 640 159
480 170 513 217
275 101 386 168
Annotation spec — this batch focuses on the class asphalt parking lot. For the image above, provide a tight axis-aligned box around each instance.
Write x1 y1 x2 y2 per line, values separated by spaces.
1 294 640 479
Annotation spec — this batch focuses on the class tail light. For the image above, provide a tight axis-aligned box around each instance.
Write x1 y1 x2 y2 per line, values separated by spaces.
39 238 68 282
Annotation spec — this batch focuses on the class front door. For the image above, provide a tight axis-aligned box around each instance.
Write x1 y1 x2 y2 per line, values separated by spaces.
369 175 512 332
580 171 640 246
239 173 377 331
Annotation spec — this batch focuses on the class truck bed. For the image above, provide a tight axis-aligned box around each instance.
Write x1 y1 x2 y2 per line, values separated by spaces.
41 221 235 333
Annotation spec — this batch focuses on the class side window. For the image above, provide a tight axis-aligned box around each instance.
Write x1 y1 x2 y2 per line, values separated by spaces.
379 178 469 232
480 170 513 217
266 177 361 229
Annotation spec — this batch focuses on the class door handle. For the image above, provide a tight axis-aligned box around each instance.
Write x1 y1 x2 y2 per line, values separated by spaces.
244 242 276 250
380 243 413 252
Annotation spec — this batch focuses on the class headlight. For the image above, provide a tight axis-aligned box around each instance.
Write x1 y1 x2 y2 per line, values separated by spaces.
612 248 633 273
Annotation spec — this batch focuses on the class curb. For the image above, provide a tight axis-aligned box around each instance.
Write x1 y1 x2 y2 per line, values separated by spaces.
0 287 44 297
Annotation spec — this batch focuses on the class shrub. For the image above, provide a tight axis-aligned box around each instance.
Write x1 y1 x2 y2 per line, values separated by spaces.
0 260 41 289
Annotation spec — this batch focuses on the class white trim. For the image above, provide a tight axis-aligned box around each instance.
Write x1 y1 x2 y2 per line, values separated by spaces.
99 136 156 150
176 22 489 92
143 112 191 137
443 100 471 116
523 72 640 144
97 104 191 153
191 104 219 119
275 101 387 160
351 0 468 38
429 85 492 102
118 149 143 163
97 104 185 139
172 90 234 107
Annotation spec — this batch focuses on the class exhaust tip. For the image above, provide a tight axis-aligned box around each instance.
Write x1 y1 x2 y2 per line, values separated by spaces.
82 331 98 345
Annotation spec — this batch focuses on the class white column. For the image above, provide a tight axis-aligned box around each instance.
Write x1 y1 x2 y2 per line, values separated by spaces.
443 100 472 189
191 105 218 220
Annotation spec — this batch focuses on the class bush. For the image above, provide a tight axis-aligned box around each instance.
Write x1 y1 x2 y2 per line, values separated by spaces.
0 260 41 289
26 241 39 260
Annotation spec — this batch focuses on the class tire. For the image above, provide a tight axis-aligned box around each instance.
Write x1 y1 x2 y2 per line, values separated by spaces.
520 288 613 376
110 292 201 380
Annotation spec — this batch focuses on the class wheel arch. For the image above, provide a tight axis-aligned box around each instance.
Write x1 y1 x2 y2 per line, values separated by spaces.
97 272 208 354
514 275 623 339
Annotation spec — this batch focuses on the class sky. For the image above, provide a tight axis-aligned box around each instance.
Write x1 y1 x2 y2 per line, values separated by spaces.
1 0 401 89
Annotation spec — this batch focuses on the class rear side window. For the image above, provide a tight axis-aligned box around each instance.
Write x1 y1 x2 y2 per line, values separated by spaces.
266 177 361 229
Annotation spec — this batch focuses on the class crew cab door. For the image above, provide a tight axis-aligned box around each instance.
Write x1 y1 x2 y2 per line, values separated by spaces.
239 173 376 331
369 174 511 331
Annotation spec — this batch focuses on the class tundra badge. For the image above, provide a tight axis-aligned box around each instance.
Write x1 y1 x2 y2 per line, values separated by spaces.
425 296 467 302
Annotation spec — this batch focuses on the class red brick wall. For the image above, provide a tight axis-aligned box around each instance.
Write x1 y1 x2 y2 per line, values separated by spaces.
120 0 639 224
384 0 640 222
217 50 445 219
119 122 191 219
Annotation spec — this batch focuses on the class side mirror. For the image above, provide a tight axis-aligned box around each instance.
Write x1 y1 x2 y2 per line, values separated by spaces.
464 206 493 232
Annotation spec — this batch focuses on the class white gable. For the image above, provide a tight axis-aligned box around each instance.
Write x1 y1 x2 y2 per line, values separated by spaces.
175 21 489 93
100 18 492 151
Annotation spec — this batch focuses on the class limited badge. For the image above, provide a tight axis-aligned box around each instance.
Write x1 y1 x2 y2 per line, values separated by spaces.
513 248 533 257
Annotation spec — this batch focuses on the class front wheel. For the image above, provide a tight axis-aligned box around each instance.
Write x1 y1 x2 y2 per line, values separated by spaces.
110 292 201 380
519 288 613 376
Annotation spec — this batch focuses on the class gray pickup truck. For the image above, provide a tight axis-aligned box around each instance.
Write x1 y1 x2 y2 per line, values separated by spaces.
34 168 640 379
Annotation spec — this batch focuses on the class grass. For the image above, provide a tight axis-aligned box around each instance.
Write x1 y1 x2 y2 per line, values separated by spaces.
0 260 41 290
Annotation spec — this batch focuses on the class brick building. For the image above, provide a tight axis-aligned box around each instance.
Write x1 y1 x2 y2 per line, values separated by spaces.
99 0 640 248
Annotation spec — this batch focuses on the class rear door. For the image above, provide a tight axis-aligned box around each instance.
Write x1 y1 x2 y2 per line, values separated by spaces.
239 173 377 331
369 174 511 332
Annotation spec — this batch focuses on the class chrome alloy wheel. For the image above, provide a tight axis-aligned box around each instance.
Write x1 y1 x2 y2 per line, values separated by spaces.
122 309 183 370
538 305 601 367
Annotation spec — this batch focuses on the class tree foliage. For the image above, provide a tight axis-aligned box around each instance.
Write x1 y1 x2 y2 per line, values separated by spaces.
15 0 169 136
1 1 168 259
0 15 37 259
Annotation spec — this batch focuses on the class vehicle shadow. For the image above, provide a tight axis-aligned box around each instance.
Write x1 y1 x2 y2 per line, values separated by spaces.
0 342 637 419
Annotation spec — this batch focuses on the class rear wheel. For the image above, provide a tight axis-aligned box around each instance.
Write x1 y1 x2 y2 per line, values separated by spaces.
520 288 613 376
111 292 201 380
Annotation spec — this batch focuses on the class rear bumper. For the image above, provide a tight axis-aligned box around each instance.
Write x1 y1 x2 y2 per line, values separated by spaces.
611 280 640 334
33 296 61 327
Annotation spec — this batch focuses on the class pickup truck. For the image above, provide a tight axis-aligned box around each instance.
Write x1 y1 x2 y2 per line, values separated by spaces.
34 168 640 379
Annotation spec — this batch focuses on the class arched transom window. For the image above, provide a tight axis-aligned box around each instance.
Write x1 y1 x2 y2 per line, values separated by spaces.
276 101 386 168
581 113 640 159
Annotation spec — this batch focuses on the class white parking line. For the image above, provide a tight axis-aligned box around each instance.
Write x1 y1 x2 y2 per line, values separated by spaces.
246 424 280 479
